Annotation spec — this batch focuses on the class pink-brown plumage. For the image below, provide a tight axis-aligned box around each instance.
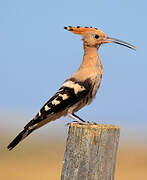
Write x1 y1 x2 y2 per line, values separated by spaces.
8 26 135 150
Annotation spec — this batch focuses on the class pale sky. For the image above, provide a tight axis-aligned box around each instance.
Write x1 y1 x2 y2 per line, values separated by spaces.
0 0 146 142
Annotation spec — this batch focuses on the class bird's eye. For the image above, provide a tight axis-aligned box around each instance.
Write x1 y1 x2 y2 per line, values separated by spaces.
95 34 99 39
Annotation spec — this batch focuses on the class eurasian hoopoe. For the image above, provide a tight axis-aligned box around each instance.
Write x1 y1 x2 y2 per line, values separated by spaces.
8 26 136 150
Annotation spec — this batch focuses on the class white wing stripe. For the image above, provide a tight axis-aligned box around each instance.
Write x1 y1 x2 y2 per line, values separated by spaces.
62 80 85 94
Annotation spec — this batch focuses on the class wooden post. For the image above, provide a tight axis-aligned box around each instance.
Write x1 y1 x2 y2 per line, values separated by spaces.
61 123 120 180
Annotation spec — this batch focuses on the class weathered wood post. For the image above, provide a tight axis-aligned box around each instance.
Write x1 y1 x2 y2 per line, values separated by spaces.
61 123 120 180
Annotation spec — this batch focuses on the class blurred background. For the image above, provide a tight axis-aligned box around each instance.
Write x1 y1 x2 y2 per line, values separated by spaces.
0 0 147 179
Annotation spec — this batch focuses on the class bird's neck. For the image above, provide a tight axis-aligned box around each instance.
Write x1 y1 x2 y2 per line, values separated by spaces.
79 45 103 70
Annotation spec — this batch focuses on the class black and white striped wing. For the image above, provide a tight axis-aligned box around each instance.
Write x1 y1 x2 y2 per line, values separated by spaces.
25 78 92 129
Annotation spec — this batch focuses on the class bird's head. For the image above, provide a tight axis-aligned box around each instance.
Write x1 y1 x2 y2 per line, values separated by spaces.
64 26 136 51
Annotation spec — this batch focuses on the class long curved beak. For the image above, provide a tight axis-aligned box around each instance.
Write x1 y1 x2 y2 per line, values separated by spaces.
107 37 136 51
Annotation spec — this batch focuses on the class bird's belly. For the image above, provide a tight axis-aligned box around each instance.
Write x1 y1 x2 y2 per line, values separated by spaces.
91 78 101 99
69 82 101 114
68 73 102 114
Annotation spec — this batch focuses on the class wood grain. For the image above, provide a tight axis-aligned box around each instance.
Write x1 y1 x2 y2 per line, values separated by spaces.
61 123 120 180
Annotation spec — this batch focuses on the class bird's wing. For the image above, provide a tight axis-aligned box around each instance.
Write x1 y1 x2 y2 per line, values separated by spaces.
7 78 92 151
25 78 92 130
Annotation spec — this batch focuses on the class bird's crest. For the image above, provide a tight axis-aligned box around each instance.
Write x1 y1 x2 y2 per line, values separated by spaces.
64 26 105 36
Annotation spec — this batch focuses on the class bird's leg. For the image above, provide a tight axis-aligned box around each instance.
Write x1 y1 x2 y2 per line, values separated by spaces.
67 113 88 125
70 113 85 123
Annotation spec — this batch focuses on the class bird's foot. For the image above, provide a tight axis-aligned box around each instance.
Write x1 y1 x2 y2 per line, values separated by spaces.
66 113 97 126
65 120 88 126
89 121 97 125
65 120 97 126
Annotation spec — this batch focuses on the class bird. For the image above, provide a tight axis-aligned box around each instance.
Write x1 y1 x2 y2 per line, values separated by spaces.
7 26 136 150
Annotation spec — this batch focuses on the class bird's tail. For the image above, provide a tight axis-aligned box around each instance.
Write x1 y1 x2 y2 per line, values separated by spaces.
7 128 33 151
